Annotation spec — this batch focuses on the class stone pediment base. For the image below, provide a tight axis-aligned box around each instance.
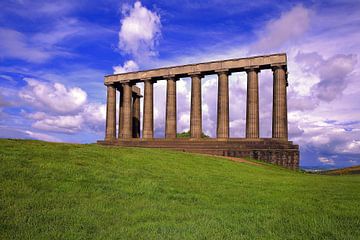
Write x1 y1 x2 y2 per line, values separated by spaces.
97 138 299 170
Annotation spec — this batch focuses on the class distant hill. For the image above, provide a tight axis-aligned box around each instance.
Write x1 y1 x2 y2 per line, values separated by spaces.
1 139 359 239
322 165 360 175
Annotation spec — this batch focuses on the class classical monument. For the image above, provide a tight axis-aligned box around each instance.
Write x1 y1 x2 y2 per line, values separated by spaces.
98 53 299 169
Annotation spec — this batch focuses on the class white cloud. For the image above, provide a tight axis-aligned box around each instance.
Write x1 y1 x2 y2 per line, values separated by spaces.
252 5 310 53
344 139 360 154
17 78 106 135
25 102 106 135
82 103 106 132
118 1 161 59
1 0 75 19
0 74 17 84
113 60 139 74
25 103 106 135
296 52 357 102
0 28 54 63
31 115 83 133
318 156 335 165
25 130 61 142
0 16 111 63
19 78 87 114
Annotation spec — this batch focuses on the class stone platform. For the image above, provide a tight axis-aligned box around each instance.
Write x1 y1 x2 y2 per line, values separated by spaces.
97 138 299 169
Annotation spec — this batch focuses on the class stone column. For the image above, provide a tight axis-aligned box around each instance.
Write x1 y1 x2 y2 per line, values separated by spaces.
216 70 229 139
190 73 202 138
105 84 116 141
132 93 141 138
272 65 288 139
122 82 133 139
165 76 177 138
246 67 260 138
118 86 124 139
143 79 154 138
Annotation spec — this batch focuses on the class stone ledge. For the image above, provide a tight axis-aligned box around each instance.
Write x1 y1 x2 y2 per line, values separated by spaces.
97 138 299 169
105 53 287 84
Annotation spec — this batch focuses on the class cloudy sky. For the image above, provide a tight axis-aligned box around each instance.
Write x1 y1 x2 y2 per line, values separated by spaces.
0 0 359 169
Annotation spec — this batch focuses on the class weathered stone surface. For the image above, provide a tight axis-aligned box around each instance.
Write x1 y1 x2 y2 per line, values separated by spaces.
217 71 229 138
246 68 260 138
165 77 177 138
190 74 202 138
272 65 288 139
105 85 116 140
122 83 132 139
118 86 124 139
143 80 154 139
98 138 299 169
104 53 287 84
132 94 141 138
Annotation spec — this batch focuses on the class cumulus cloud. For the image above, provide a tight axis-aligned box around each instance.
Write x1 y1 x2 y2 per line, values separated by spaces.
25 102 106 135
252 5 310 52
118 1 161 59
17 78 106 135
19 78 87 114
296 52 357 102
318 156 335 165
82 103 106 132
113 60 139 74
29 113 83 133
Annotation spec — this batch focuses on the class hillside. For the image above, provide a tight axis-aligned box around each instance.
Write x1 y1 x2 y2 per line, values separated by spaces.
322 165 360 175
0 139 359 239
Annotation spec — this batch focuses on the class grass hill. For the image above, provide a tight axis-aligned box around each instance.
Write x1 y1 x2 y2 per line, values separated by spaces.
322 165 360 175
1 139 359 239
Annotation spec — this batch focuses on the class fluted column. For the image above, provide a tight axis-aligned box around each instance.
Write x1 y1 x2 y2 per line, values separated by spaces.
132 94 141 138
105 84 116 140
272 65 288 139
190 73 202 138
165 76 177 138
118 86 124 139
246 67 260 138
216 70 229 139
122 82 132 139
143 79 154 138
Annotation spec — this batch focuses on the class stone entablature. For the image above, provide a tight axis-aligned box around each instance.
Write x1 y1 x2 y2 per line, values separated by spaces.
104 53 287 84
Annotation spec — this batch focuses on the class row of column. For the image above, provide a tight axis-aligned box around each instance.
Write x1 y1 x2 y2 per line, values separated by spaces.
105 83 141 140
105 65 288 140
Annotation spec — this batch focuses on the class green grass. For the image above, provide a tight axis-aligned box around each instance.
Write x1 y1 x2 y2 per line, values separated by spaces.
0 139 359 240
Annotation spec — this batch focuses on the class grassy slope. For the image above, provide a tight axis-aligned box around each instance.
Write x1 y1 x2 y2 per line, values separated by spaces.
323 165 360 175
0 139 359 240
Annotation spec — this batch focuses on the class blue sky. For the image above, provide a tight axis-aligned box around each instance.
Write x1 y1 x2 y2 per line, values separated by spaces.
0 0 359 169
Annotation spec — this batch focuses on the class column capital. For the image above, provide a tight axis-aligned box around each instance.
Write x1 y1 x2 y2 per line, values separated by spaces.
271 64 287 71
141 78 157 84
189 72 204 78
123 81 135 85
163 74 179 80
132 85 143 98
104 82 115 87
244 66 261 73
215 69 230 75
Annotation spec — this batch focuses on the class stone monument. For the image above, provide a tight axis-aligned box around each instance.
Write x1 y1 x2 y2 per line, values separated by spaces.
98 53 299 169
